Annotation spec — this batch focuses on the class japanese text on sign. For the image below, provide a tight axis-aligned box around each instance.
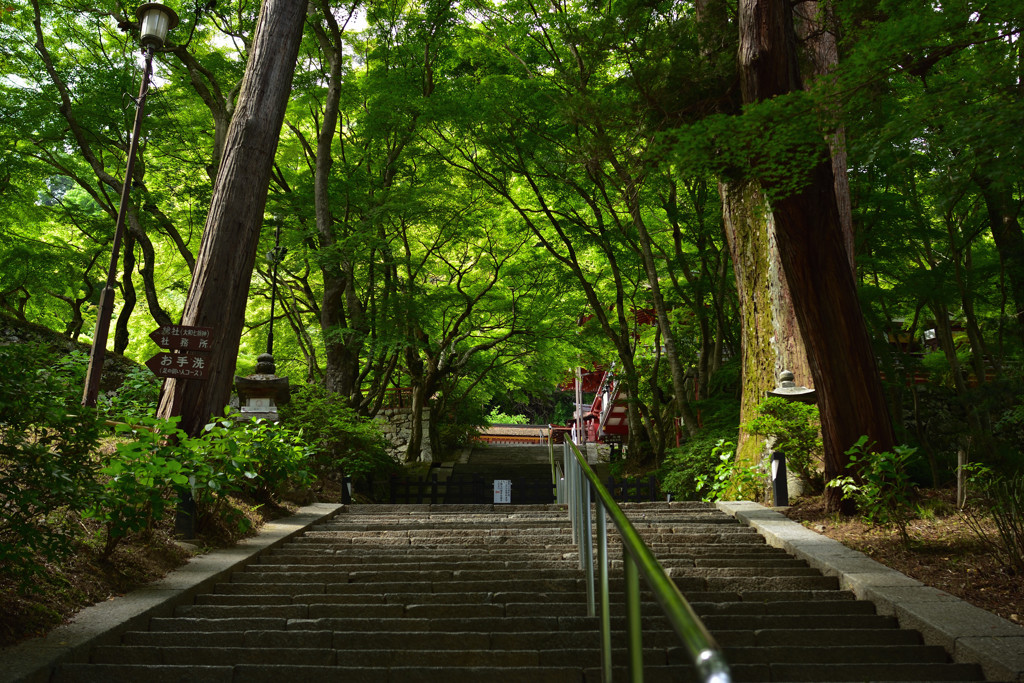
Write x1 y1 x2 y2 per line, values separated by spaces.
145 351 212 381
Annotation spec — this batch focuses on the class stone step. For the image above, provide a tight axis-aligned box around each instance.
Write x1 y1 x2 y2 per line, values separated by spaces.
227 565 818 582
193 588 859 606
89 642 953 668
208 574 839 596
722 644 955 665
117 627 925 651
254 557 578 569
53 661 986 683
145 612 900 636
580 663 986 683
175 597 879 620
52 663 588 683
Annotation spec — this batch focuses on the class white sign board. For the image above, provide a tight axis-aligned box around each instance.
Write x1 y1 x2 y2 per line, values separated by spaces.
493 479 511 504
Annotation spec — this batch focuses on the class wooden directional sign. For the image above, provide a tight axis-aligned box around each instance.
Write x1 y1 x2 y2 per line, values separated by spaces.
149 325 214 352
145 352 212 381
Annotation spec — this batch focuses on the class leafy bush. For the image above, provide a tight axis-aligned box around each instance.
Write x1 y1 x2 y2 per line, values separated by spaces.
281 384 397 482
486 408 530 425
659 430 724 499
961 468 1024 574
101 365 161 421
0 344 101 580
85 418 189 558
744 397 823 492
190 417 314 503
437 421 482 452
90 414 316 554
661 429 736 500
692 439 765 502
827 436 918 543
660 428 762 502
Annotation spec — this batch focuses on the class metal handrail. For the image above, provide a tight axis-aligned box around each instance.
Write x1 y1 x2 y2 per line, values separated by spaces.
563 439 731 683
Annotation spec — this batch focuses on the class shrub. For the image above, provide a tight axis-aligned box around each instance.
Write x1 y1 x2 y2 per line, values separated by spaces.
101 365 161 422
661 429 735 500
744 397 823 493
90 414 317 554
280 384 397 483
486 408 530 425
85 418 189 558
961 468 1024 574
189 417 314 503
437 421 482 452
827 436 918 543
0 344 102 580
660 429 762 502
692 439 765 502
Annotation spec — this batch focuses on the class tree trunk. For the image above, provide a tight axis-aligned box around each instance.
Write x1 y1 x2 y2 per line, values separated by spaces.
312 6 365 406
720 179 812 475
739 0 895 511
114 232 137 355
977 179 1024 347
793 0 856 274
157 0 309 436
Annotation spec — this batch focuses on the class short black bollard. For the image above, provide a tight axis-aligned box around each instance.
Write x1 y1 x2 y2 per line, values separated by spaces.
771 451 789 507
175 489 196 539
341 475 352 504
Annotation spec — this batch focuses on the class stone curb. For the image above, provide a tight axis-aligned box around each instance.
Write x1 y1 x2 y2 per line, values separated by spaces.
1 502 343 683
718 500 1024 682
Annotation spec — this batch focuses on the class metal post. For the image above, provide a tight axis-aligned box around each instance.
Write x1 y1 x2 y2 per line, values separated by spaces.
597 503 612 683
265 223 286 357
82 46 156 407
771 451 789 507
583 480 594 616
624 549 644 682
565 442 576 541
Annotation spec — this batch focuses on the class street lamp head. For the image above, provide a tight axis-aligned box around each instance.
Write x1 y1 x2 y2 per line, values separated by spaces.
136 3 179 49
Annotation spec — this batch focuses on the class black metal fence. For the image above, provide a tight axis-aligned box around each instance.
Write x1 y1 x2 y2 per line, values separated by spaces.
604 474 660 502
387 473 661 504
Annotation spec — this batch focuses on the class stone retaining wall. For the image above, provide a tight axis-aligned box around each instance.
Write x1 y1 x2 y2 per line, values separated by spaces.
374 406 433 463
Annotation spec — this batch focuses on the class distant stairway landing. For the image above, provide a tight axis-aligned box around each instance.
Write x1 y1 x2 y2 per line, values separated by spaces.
445 444 556 504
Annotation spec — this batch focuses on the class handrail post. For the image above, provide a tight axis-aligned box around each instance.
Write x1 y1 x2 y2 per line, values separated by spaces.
597 503 612 683
560 439 731 683
565 441 576 542
583 479 594 616
624 549 644 682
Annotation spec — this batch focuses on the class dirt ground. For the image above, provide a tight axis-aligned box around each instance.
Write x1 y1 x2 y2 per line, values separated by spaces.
783 490 1023 626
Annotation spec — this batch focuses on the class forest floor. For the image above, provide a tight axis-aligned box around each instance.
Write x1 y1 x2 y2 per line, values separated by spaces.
3 488 1020 649
783 489 1023 625
0 497 297 648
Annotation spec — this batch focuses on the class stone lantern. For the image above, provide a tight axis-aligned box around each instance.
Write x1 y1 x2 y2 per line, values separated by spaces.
764 369 817 507
234 352 290 421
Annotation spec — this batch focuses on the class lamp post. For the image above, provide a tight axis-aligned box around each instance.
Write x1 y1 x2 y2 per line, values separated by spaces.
82 3 179 407
264 222 287 360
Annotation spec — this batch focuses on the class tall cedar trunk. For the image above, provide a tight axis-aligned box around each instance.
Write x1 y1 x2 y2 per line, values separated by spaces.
720 179 812 473
157 0 308 436
699 0 811 486
793 0 856 274
739 0 894 511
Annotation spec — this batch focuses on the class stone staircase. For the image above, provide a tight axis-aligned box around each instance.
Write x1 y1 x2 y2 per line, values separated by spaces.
52 503 988 682
444 445 556 503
